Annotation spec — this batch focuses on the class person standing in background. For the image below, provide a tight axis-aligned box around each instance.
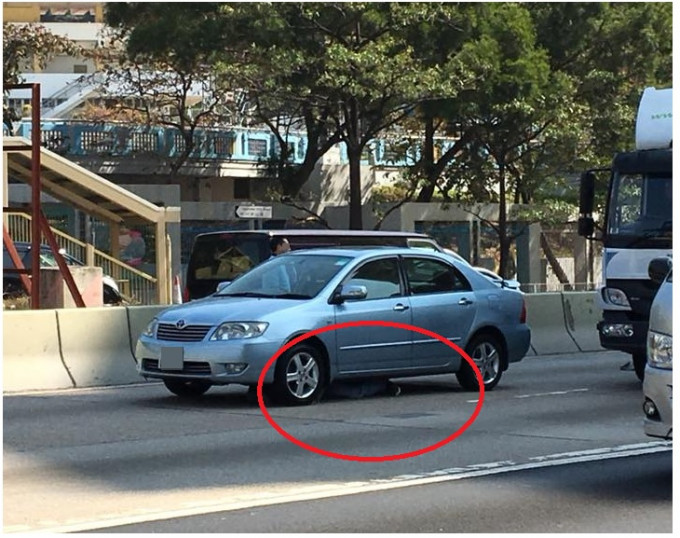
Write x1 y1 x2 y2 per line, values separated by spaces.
263 236 293 291
270 236 291 258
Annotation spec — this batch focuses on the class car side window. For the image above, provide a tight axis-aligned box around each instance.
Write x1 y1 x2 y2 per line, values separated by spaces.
345 257 402 300
404 257 471 295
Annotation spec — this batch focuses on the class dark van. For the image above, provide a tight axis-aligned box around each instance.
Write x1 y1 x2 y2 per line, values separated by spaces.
184 229 443 300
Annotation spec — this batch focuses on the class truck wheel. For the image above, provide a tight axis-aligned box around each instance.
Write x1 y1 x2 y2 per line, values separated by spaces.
632 352 646 381
163 379 211 398
272 343 326 405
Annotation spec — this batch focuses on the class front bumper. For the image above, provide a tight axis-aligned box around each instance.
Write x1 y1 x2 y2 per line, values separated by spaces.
642 365 673 440
597 318 647 356
135 336 284 386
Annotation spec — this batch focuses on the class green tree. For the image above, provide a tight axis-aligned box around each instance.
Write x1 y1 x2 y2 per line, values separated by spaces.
100 3 239 180
531 2 672 210
213 2 344 198
438 3 565 277
3 22 78 132
300 2 459 229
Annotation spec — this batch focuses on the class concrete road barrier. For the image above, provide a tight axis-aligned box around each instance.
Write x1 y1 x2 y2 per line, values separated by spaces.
2 292 607 393
561 292 603 352
127 305 168 361
524 293 580 355
3 310 74 392
57 307 140 388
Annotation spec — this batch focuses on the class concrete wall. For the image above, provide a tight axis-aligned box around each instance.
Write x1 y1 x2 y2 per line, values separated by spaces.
3 292 604 393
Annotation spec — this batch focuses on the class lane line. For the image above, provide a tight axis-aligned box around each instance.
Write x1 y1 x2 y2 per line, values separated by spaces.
515 388 589 399
7 441 671 534
466 387 589 404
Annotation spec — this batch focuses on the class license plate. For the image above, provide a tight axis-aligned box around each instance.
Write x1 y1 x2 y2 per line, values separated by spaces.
159 347 184 370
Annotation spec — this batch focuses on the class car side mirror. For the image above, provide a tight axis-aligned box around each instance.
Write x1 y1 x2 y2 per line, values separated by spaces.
216 281 231 293
648 257 672 285
331 284 368 304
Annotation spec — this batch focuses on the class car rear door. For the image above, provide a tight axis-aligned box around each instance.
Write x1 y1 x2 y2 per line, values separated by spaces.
333 256 413 374
402 255 477 370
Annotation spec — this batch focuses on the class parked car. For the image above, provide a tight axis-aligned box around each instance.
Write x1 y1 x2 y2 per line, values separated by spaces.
3 242 123 305
136 247 531 404
184 229 445 300
642 256 672 439
443 248 520 289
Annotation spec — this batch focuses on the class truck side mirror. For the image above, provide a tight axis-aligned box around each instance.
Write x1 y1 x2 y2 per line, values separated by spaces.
648 257 672 285
579 171 596 216
578 217 594 238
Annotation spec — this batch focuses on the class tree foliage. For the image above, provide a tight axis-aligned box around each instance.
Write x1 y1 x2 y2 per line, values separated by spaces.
3 22 79 131
98 4 247 178
26 2 669 251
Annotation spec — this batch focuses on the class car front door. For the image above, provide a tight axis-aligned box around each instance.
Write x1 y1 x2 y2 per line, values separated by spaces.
403 256 478 370
333 256 412 374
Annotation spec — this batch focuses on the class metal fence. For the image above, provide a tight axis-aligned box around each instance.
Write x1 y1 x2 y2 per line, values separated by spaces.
4 212 157 305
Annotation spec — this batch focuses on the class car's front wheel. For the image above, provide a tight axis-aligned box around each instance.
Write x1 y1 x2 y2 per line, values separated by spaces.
456 333 505 391
272 343 326 405
163 379 212 398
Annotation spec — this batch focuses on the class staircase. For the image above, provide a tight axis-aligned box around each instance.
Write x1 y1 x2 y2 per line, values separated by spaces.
4 212 158 305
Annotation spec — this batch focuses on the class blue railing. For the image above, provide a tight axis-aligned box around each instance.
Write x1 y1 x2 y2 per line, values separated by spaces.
14 120 456 167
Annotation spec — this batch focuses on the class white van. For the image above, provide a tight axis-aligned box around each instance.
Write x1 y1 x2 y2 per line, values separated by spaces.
642 257 672 439
184 229 444 300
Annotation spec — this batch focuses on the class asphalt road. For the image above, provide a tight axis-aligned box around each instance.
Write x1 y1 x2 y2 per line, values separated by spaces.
2 350 672 533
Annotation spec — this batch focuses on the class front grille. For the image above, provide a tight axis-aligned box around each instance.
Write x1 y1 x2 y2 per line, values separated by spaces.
157 323 212 342
142 359 212 375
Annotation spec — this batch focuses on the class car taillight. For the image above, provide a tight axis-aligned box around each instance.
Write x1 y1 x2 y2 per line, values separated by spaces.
183 287 190 303
520 299 527 324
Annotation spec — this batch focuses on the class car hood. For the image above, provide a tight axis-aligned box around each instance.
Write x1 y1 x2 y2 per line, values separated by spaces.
157 295 309 325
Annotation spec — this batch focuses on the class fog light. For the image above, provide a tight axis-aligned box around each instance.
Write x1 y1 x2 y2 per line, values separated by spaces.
223 363 248 374
601 323 634 337
643 398 659 419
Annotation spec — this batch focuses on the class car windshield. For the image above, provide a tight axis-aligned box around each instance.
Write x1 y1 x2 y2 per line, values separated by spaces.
217 254 352 299
607 173 672 239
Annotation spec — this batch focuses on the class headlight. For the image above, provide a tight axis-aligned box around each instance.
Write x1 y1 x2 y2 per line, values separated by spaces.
142 318 158 337
647 331 672 369
603 288 630 307
210 322 268 341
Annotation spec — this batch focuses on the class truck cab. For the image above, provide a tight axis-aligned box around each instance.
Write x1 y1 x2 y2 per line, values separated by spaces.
578 87 672 380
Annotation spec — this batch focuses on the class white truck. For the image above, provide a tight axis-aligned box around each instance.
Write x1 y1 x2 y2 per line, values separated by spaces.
578 87 672 380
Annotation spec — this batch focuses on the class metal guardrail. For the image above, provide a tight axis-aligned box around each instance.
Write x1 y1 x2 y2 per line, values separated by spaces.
14 120 460 167
4 212 157 305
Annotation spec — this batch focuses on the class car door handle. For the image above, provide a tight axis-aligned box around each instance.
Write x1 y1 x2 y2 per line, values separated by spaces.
393 303 410 311
458 298 474 306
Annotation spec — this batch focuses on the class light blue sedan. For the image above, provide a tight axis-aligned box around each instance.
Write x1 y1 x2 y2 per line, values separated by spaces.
136 248 531 405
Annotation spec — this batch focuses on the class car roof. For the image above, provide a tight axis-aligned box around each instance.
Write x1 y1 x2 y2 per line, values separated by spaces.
195 229 433 239
287 246 448 258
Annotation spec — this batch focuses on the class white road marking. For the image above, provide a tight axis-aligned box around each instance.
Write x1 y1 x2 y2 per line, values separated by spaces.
8 441 671 534
515 388 589 399
466 387 589 404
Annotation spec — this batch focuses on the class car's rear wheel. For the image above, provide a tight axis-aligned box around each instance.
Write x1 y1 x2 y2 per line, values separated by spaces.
456 333 505 391
163 379 212 398
272 343 326 405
